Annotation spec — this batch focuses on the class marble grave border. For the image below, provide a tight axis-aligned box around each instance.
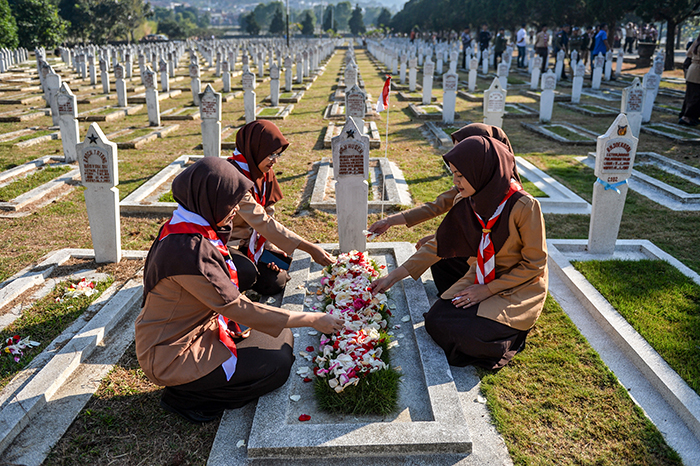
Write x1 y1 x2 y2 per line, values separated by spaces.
558 102 618 117
520 121 598 145
323 121 381 149
640 122 700 144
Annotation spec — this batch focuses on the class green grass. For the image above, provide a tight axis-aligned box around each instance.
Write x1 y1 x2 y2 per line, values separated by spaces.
0 165 71 202
635 164 700 193
647 124 700 139
520 175 548 197
546 125 588 141
158 190 175 202
507 76 526 85
4 129 54 144
421 105 442 114
257 107 280 117
480 295 683 465
572 259 700 395
111 128 152 142
580 104 606 112
0 278 112 391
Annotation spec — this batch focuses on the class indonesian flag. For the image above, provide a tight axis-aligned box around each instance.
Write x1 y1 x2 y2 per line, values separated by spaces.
376 75 391 112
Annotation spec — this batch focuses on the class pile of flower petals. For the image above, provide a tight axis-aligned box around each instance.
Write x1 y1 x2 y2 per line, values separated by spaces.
4 335 40 362
313 251 391 394
63 278 96 299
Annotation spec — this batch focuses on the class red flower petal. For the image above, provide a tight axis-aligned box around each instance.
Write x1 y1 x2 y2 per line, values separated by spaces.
303 377 312 383
298 414 311 422
306 346 315 352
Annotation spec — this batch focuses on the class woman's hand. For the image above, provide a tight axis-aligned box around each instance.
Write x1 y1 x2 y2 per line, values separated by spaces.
312 313 344 334
450 284 493 308
299 241 335 266
415 234 434 250
368 214 406 236
369 266 410 294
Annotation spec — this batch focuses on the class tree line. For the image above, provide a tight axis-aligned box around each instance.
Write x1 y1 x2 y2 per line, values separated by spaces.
390 0 700 69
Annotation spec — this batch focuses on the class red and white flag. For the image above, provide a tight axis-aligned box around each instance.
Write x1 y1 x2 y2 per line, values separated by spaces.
376 75 391 112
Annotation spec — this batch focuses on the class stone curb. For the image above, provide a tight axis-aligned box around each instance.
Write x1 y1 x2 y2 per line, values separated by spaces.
547 239 700 442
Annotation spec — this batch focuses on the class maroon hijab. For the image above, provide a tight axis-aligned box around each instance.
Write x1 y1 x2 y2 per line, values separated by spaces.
450 123 520 183
233 120 289 205
143 157 253 304
436 136 525 259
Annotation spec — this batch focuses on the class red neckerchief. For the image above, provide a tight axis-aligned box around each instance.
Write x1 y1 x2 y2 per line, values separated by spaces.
473 180 522 284
159 210 244 356
229 150 268 263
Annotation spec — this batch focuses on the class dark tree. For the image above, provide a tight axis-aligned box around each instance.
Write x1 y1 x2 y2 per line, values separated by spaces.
8 0 67 48
301 11 315 35
0 0 18 48
323 5 337 32
348 4 365 35
269 8 285 35
245 11 260 35
376 8 392 28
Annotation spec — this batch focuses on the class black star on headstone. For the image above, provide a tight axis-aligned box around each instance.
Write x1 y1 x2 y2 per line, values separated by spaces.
87 134 98 144
346 129 355 139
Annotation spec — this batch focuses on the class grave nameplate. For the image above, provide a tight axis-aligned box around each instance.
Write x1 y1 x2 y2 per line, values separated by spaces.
424 61 434 76
242 71 255 90
143 69 155 89
200 86 221 120
443 72 458 91
345 85 366 119
189 64 200 78
270 63 279 80
114 64 124 80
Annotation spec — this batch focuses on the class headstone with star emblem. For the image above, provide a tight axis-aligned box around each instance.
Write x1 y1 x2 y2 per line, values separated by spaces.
57 82 79 163
621 78 644 137
143 66 160 126
190 62 201 106
332 117 370 253
270 63 280 107
114 63 127 107
442 70 458 124
242 66 256 124
408 57 418 92
588 113 638 254
76 123 121 263
199 85 222 158
422 58 434 105
483 77 506 128
539 70 556 123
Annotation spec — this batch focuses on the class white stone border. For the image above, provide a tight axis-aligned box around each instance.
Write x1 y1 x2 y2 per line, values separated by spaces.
309 157 412 211
520 121 598 145
641 122 700 144
581 152 700 211
516 157 591 214
548 239 700 442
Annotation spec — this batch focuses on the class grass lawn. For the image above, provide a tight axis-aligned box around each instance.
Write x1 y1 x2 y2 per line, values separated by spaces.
647 124 700 139
257 107 280 117
0 165 71 202
635 164 700 193
547 125 588 140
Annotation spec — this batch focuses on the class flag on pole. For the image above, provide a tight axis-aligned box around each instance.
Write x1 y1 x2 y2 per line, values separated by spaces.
376 75 391 112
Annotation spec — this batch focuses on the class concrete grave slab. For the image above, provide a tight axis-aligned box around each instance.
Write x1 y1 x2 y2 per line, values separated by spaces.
263 90 304 104
581 151 700 210
558 102 618 117
408 103 450 120
521 89 570 102
241 243 472 460
254 104 293 120
324 101 377 120
423 120 472 148
654 103 683 115
520 121 598 145
515 157 591 214
504 103 538 118
129 89 182 104
0 108 49 122
77 104 143 122
310 157 411 211
324 121 381 149
398 91 437 102
456 90 483 102
547 239 700 458
580 88 622 102
640 122 700 144
109 124 179 150
13 131 61 149
161 106 201 120
0 93 44 105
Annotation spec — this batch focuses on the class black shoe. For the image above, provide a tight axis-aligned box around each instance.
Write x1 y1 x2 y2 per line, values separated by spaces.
679 117 691 126
160 399 220 424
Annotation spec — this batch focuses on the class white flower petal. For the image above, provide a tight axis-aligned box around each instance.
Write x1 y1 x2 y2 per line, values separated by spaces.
476 395 487 404
307 330 318 336
236 440 246 448
290 395 301 402
401 315 411 322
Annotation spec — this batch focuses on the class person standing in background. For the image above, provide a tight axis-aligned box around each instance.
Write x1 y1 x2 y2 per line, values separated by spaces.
461 27 472 69
494 28 507 67
591 23 609 74
516 24 527 68
478 24 492 66
554 25 570 79
535 24 549 72
624 23 637 53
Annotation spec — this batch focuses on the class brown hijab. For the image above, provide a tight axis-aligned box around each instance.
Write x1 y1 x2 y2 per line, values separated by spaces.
450 123 521 183
233 120 289 205
143 157 253 304
436 136 525 259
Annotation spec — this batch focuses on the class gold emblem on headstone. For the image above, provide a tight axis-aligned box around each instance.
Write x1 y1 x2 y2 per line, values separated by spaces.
617 125 628 136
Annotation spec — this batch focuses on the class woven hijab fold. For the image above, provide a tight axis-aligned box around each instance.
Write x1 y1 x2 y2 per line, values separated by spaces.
436 136 525 259
233 120 289 205
450 123 521 183
143 157 253 303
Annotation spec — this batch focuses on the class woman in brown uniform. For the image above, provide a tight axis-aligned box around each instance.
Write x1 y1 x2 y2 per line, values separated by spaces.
136 157 341 424
370 136 547 369
680 33 700 126
227 120 334 295
367 123 520 295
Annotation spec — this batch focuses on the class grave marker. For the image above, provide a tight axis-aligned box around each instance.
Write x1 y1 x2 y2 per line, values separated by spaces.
615 48 624 77
400 54 407 84
483 77 506 128
76 123 121 263
159 58 169 92
588 114 638 254
332 117 370 253
222 61 231 93
642 70 659 123
199 85 222 158
284 56 293 92
242 67 256 124
571 60 585 103
57 83 79 163
114 63 127 107
622 78 643 137
468 57 478 92
497 62 508 90
143 66 160 126
345 84 366 131
46 71 62 126
604 50 613 81
555 50 565 81
270 63 280 106
531 56 542 90
408 57 418 92
190 63 201 106
99 58 110 94
422 58 434 105
540 70 556 123
592 53 604 89
442 70 458 124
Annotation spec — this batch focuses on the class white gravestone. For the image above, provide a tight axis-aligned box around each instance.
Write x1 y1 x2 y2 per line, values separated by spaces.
482 49 489 75
571 60 585 103
159 58 169 92
400 55 407 84
99 58 110 94
77 123 121 263
242 68 256 124
530 56 542 90
408 57 418 92
641 71 659 123
436 55 443 75
422 59 434 105
442 71 458 124
615 49 624 77
653 53 664 77
296 53 303 84
570 50 579 76
190 63 201 106
270 63 280 107
592 53 604 89
604 50 613 81
540 70 556 123
345 84 366 132
88 54 96 85
114 63 127 107
497 62 509 90
332 118 370 253
222 61 231 93
345 62 358 89
450 50 459 73
622 78 644 137
468 57 478 92
284 56 293 92
483 77 506 128
199 85 222 158
57 83 79 163
555 50 565 80
143 66 160 126
588 114 638 254
46 71 62 126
